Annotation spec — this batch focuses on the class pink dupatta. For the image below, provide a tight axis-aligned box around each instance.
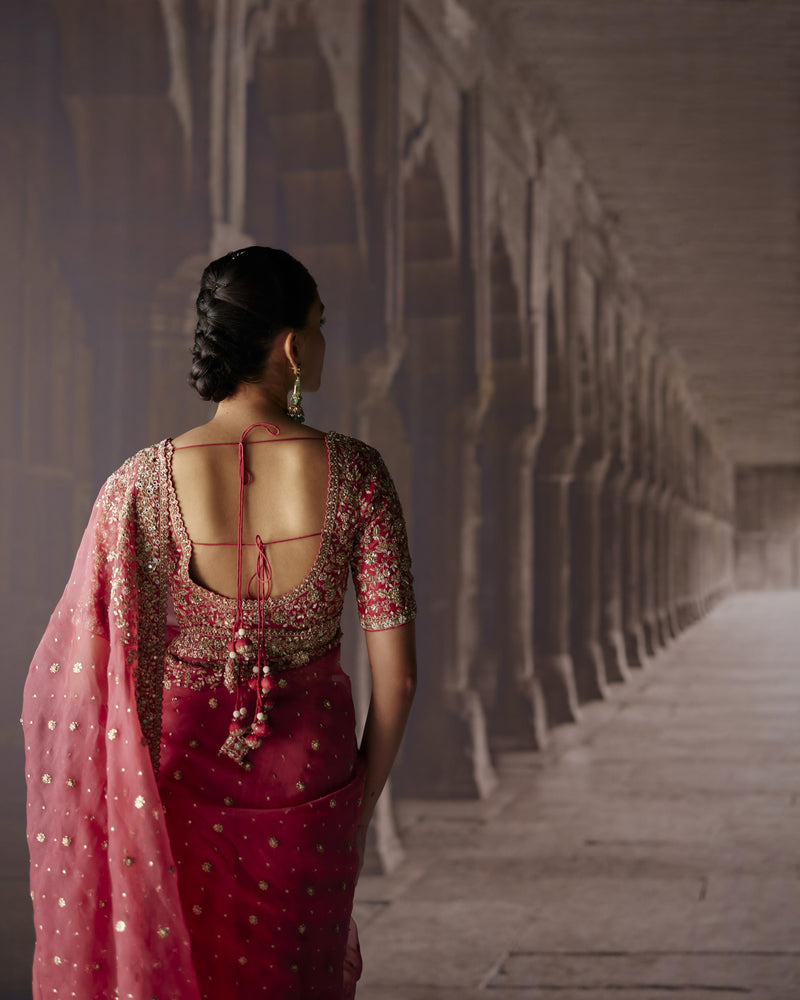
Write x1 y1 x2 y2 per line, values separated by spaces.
22 443 203 999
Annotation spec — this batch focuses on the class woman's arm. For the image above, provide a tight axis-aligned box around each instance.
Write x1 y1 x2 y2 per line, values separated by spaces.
355 620 417 869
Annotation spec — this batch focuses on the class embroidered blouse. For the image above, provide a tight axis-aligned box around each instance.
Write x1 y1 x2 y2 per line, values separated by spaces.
162 430 416 688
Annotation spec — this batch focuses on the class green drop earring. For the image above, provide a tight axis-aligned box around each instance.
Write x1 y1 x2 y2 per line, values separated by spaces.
286 365 305 424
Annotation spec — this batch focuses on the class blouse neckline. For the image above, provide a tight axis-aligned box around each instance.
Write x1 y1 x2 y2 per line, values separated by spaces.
163 431 341 611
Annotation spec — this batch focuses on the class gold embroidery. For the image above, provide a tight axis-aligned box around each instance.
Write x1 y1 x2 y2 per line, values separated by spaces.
159 433 416 702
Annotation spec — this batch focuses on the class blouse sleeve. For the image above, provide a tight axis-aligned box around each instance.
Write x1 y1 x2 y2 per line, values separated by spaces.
350 446 417 631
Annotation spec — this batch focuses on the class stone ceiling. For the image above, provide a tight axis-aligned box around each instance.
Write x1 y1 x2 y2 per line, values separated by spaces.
479 0 800 466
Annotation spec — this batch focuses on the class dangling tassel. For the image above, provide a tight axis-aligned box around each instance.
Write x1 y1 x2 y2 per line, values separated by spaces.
286 364 305 424
217 426 283 769
219 531 279 767
219 692 253 764
224 628 254 691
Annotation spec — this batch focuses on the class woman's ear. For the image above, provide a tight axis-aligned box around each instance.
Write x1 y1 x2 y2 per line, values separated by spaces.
282 330 298 366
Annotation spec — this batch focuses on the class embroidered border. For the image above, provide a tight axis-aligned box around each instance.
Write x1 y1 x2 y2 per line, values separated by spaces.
133 443 169 776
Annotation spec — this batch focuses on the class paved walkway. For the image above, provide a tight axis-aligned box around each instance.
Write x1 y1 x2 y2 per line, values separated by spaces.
353 592 800 1000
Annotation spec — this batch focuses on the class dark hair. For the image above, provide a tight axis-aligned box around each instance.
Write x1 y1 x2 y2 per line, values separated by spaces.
189 246 318 402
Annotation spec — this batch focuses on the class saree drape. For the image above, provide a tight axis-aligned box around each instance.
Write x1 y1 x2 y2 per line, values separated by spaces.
23 434 416 999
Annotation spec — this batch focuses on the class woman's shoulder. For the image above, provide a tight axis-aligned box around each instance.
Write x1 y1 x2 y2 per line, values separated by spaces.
100 441 167 500
328 431 386 473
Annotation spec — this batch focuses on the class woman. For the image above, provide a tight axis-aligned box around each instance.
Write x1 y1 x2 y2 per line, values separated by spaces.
22 246 417 999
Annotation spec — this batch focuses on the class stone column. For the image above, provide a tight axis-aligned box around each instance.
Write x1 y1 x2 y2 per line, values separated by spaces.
596 286 630 683
660 383 678 639
570 461 611 700
482 424 550 747
389 33 494 799
599 464 631 682
667 493 684 636
533 238 581 726
638 345 661 657
619 309 648 666
655 487 674 645
535 458 581 723
648 359 671 650
640 480 661 656
622 476 648 666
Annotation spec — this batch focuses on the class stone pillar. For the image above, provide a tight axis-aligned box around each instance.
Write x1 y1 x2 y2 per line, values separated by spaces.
638 344 660 657
619 309 648 665
534 246 581 725
568 245 611 702
535 460 581 723
596 286 630 684
389 24 493 798
622 476 648 666
639 480 661 656
655 487 674 645
479 161 549 751
599 465 631 682
481 398 547 750
570 463 611 699
647 359 671 650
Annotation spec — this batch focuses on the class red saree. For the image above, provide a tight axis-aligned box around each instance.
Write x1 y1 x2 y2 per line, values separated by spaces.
22 432 415 999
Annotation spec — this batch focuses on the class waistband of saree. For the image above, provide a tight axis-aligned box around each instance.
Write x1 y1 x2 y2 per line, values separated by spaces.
166 626 343 673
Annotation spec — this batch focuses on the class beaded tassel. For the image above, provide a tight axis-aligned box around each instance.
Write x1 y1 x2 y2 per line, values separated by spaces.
218 423 281 768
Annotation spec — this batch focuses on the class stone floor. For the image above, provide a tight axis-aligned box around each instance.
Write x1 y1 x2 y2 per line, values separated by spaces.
3 591 798 999
352 591 800 1000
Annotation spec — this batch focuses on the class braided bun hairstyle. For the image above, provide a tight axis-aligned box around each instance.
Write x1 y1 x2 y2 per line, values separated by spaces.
189 246 318 402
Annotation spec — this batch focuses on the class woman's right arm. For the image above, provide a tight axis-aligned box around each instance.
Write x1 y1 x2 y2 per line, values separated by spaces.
356 621 417 855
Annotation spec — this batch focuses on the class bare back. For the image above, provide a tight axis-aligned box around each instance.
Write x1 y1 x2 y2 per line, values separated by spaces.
170 424 329 600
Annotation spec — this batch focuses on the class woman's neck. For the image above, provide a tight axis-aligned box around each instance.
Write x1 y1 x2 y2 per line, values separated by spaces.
211 383 291 432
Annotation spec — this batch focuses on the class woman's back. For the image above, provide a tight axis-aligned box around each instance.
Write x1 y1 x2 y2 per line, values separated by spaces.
23 245 417 1000
171 422 329 600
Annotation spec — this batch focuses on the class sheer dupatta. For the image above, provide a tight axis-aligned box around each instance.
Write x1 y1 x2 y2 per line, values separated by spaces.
22 442 202 1000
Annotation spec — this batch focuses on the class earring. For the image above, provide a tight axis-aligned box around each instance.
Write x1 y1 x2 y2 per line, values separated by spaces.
286 365 305 424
